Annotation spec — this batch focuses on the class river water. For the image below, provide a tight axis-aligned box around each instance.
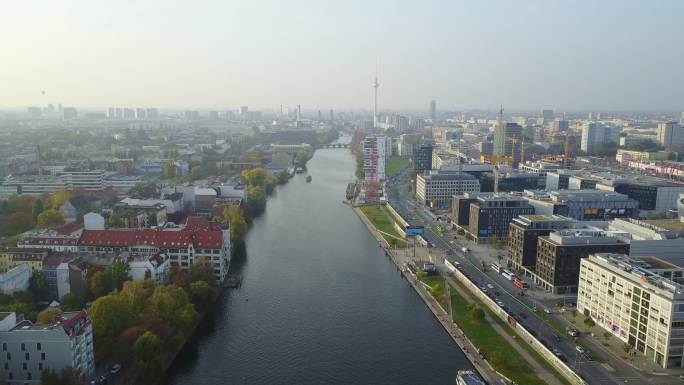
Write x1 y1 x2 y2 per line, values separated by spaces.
166 146 470 385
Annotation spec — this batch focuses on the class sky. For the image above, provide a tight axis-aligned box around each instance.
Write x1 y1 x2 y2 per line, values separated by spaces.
1 0 683 111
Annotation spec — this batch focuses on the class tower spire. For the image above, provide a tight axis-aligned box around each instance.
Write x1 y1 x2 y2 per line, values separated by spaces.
373 60 379 130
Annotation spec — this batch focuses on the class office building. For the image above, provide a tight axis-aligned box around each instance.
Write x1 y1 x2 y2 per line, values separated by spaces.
413 144 433 173
0 311 94 383
123 108 135 120
430 100 436 122
398 134 416 157
467 194 535 242
493 122 522 167
658 122 683 148
581 122 621 154
135 108 146 120
542 109 554 124
77 217 230 283
479 171 546 192
62 107 77 120
535 228 629 293
578 254 684 368
524 190 639 221
59 170 105 191
362 136 387 183
415 171 480 208
508 215 575 270
608 218 684 260
551 119 569 132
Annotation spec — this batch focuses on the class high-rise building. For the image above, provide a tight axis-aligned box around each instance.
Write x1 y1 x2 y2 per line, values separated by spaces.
413 144 433 173
115 107 123 119
542 109 554 124
581 122 621 154
493 122 522 166
123 108 135 120
362 136 387 183
329 109 334 122
430 100 436 122
146 108 159 120
62 107 77 120
658 121 682 148
135 108 146 120
107 107 116 119
578 253 684 368
467 194 535 242
508 214 576 270
551 119 569 132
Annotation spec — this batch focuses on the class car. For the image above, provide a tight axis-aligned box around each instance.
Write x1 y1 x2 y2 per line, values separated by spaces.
552 348 562 356
496 300 505 307
98 376 107 385
575 345 585 354
567 328 579 337
543 308 552 314
109 364 122 375
487 284 494 290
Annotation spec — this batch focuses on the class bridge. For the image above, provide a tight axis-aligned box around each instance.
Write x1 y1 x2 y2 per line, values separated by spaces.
320 143 351 149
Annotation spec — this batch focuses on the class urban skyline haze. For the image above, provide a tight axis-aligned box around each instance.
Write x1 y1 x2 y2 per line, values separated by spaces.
1 0 683 111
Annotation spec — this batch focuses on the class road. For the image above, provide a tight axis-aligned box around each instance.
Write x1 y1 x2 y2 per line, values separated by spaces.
384 169 681 385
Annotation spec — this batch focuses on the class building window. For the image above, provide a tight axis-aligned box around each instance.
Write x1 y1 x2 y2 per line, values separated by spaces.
3 362 7 370
27 372 32 380
2 343 5 351
41 353 45 360
20 343 25 351
25 353 29 360
22 362 27 370
7 352 11 360
38 363 43 370
36 343 41 351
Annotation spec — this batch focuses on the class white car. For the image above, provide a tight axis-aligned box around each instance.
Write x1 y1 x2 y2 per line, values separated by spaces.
543 308 552 314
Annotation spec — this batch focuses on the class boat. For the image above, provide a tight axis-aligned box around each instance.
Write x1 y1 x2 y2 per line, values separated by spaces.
306 175 312 183
456 370 486 385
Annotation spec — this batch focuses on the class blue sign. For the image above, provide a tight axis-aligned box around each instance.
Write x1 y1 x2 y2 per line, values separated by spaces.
405 226 425 236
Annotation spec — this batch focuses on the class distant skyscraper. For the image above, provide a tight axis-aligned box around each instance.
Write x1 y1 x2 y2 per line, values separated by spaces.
123 108 135 120
209 111 219 120
430 100 436 122
542 109 554 124
680 112 684 126
296 104 301 122
552 119 569 132
135 108 146 120
494 122 522 166
146 108 159 120
657 121 682 148
317 110 322 122
107 107 115 119
62 107 77 120
239 106 249 115
329 109 334 122
581 122 620 154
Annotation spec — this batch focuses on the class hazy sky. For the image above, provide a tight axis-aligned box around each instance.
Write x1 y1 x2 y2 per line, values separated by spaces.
1 0 683 111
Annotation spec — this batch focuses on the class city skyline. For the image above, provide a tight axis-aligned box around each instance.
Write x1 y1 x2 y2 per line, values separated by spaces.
2 0 683 111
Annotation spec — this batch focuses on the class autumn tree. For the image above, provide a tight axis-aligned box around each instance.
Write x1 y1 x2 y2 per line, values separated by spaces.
36 308 63 325
37 209 65 228
217 205 248 243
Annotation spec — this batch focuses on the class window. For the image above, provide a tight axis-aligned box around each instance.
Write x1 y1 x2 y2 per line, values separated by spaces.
22 362 27 370
27 372 32 380
36 343 41 351
2 343 5 351
25 353 29 360
3 362 7 370
41 353 45 360
7 352 11 360
38 363 43 370
20 343 25 351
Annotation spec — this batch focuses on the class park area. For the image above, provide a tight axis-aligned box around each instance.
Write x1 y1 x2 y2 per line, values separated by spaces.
385 158 409 178
359 204 407 248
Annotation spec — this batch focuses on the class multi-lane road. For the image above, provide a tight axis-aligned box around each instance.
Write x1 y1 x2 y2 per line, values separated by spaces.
385 169 683 385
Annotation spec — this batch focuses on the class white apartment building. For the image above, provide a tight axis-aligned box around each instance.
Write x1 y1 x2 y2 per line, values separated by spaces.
0 311 94 384
362 136 387 182
658 122 683 148
578 254 684 368
416 171 480 208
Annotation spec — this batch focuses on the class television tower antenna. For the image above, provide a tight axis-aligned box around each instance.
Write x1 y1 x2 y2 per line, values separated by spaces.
373 60 379 130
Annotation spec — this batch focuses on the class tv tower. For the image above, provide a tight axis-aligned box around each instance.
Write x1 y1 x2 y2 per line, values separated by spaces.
373 61 379 130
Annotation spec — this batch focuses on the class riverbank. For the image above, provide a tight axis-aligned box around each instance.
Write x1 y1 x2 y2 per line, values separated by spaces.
352 206 501 384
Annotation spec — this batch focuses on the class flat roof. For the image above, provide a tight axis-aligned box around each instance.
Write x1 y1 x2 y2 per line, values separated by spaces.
643 219 684 232
636 256 680 270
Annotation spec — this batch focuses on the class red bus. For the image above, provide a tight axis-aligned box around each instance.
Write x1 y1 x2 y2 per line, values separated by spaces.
513 278 529 290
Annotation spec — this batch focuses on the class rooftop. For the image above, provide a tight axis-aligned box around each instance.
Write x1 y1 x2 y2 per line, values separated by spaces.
643 219 684 232
590 254 684 296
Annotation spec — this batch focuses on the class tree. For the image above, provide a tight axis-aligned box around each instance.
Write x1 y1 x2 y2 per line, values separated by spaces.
59 293 85 311
145 285 197 334
147 212 158 227
87 270 108 299
189 259 216 286
37 209 65 228
36 308 63 324
264 174 278 194
245 185 266 217
1 212 33 236
295 149 309 165
32 199 44 223
275 170 289 184
190 281 214 312
163 161 176 179
90 293 135 342
241 168 268 187
40 368 61 385
584 316 596 330
133 332 162 384
190 165 203 181
105 259 130 292
108 212 122 228
29 271 48 300
221 205 248 243
466 303 485 323
48 191 70 210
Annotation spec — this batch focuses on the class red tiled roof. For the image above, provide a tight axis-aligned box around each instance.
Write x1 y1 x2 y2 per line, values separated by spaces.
56 222 83 235
77 216 223 249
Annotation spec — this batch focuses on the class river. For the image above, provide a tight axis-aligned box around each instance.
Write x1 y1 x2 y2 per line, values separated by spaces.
166 145 471 385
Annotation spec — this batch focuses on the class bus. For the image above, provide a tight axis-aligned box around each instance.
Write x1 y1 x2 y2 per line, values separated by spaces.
501 269 516 281
513 278 529 290
490 263 501 273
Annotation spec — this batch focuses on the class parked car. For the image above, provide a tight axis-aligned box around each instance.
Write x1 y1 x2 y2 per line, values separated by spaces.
487 283 495 290
543 308 552 314
567 327 579 337
575 345 585 354
110 364 122 375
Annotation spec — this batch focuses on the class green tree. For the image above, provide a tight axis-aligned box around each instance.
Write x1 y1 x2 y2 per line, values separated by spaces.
29 271 48 300
163 161 176 179
32 199 44 223
90 294 135 344
87 270 108 299
466 303 485 323
59 293 85 311
275 170 289 184
105 259 130 292
189 259 216 286
218 205 248 243
245 185 266 217
37 209 65 228
264 174 278 194
133 332 163 384
145 285 197 334
147 212 158 227
190 165 203 181
241 168 268 187
108 212 122 228
295 149 309 164
190 281 214 311
36 308 63 324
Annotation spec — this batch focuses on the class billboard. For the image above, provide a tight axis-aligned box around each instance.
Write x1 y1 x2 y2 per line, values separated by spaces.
405 225 425 236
